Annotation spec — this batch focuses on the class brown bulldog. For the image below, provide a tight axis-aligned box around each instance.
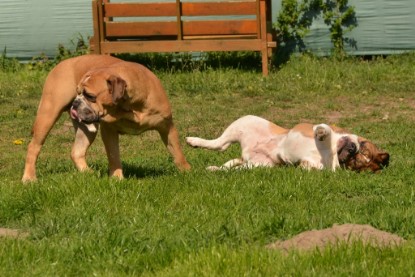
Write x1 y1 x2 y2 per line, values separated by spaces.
22 55 190 182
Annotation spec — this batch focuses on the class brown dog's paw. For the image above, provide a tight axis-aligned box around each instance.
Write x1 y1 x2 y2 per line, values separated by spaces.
21 175 37 184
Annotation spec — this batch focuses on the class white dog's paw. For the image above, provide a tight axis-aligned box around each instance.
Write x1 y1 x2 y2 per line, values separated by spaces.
314 124 331 141
186 137 201 147
299 160 324 170
206 165 221 171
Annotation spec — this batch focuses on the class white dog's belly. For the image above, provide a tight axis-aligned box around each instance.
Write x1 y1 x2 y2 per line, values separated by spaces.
279 131 316 162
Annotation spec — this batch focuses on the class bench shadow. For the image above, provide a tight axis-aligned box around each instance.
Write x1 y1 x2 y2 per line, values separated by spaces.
116 52 263 73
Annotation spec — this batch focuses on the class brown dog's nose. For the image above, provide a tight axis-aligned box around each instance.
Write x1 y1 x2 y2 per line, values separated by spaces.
71 98 81 109
349 143 357 154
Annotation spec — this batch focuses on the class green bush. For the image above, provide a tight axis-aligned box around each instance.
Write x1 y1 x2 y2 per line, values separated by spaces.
27 34 89 71
0 47 23 72
274 0 357 63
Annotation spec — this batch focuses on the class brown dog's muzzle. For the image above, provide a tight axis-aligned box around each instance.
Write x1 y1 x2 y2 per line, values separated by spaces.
337 136 358 164
70 97 101 123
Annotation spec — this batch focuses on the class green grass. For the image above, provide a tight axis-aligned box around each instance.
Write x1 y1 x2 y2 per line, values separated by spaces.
1 53 415 276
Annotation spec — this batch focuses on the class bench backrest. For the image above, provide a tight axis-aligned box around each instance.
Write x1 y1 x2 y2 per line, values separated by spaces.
95 0 262 40
90 0 276 75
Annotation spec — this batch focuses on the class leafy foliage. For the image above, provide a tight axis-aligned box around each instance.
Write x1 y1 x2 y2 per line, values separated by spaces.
274 0 357 63
321 0 357 57
27 34 89 71
0 47 22 72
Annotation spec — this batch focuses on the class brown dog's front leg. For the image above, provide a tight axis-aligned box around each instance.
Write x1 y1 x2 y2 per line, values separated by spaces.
100 123 124 179
71 120 99 172
158 120 191 171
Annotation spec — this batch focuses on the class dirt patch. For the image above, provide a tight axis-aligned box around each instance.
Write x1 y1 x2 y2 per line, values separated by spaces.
325 111 344 124
50 120 74 136
267 224 405 253
0 228 29 239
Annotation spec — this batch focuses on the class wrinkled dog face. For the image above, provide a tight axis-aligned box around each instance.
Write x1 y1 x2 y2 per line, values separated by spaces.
337 136 359 164
343 139 390 172
70 72 127 124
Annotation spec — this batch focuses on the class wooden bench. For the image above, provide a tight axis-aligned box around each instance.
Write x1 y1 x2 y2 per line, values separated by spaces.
89 0 277 75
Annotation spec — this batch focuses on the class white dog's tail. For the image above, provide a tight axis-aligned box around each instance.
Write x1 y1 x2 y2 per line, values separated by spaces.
186 115 266 151
186 135 235 152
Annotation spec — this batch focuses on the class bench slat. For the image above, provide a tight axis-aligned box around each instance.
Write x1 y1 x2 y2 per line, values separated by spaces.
105 20 257 38
181 2 257 16
105 22 178 37
104 2 257 17
183 20 257 36
101 39 263 53
104 3 176 17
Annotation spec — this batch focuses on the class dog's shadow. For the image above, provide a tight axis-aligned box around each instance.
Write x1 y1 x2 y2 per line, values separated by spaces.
42 161 170 180
117 162 168 179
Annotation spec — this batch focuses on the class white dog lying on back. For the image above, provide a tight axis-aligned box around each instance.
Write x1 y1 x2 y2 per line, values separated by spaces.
186 115 360 171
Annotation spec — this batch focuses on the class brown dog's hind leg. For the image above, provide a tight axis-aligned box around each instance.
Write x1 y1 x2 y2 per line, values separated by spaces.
71 120 99 172
100 123 124 179
22 104 64 182
158 120 191 172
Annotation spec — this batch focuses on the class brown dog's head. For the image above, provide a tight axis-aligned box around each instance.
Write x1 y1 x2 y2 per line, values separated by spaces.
70 70 127 124
337 136 359 164
343 138 390 173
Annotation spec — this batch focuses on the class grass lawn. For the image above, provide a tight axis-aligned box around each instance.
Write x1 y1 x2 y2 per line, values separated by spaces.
0 53 415 276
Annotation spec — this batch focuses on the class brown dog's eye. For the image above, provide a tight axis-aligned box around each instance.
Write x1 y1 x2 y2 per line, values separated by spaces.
361 149 370 158
83 91 96 103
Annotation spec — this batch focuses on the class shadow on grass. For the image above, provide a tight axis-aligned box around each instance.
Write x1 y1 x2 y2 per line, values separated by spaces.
120 162 169 179
39 160 170 180
87 162 169 179
115 51 263 73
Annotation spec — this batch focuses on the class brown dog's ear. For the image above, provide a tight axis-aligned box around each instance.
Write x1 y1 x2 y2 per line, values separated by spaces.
77 74 91 95
107 75 127 104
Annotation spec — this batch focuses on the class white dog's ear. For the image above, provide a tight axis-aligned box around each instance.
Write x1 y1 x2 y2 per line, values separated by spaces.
107 75 127 104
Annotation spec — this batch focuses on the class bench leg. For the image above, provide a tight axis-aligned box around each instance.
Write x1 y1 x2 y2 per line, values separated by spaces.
261 47 269 76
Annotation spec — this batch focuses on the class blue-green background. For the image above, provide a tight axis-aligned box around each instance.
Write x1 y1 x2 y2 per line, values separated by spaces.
1 0 415 59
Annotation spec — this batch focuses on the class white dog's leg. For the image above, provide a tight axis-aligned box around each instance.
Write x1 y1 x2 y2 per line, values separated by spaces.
206 158 244 171
313 124 339 170
186 128 238 151
186 116 259 151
